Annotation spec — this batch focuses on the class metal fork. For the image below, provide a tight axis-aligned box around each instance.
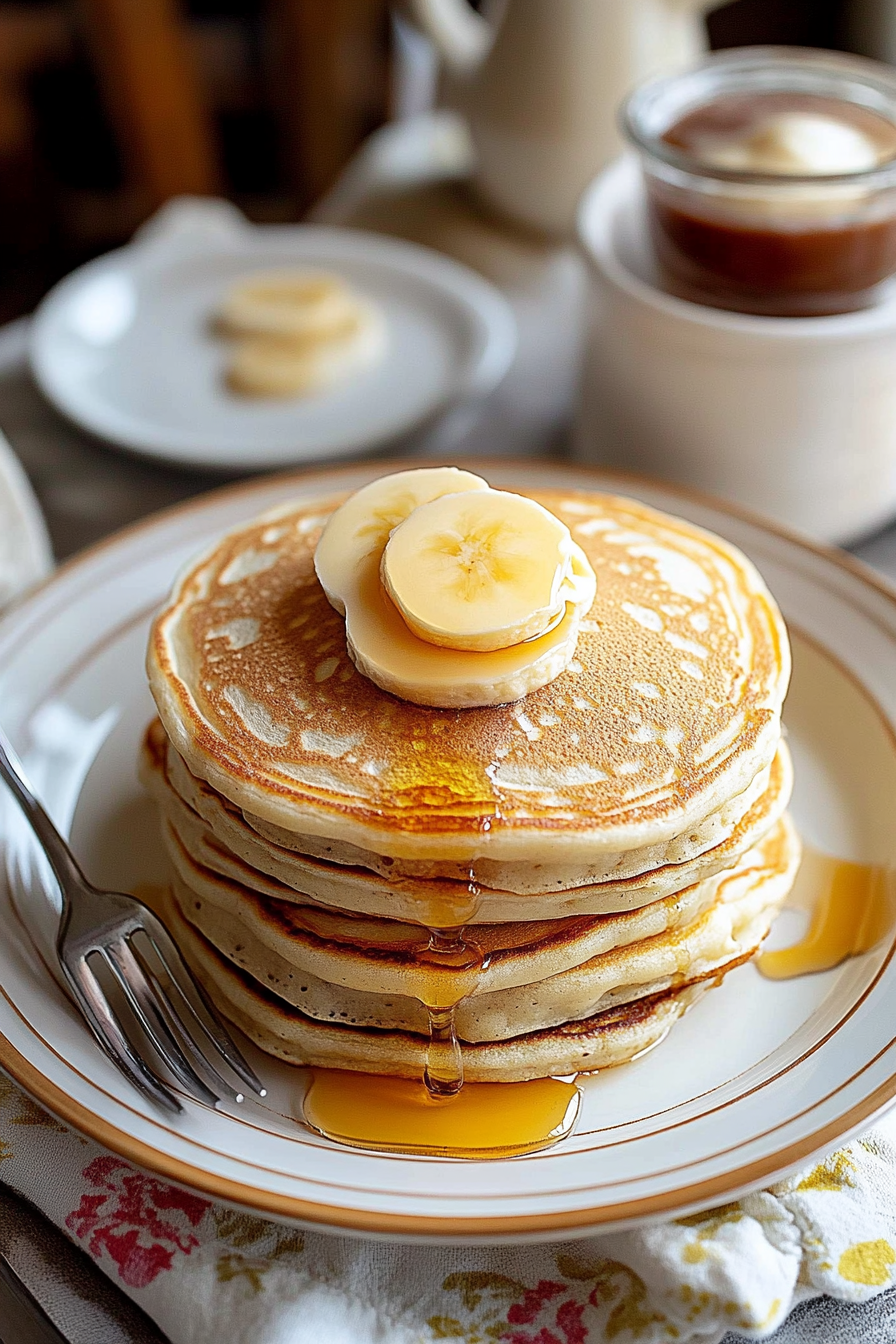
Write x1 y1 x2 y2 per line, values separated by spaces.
0 725 265 1115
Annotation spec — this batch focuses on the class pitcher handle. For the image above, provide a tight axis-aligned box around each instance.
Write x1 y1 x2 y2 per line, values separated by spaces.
402 0 491 74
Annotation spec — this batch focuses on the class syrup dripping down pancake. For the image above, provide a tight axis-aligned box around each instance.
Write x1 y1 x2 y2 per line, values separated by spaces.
147 880 758 1082
164 815 797 1043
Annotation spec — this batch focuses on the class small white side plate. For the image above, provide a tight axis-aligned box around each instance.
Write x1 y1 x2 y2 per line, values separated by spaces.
29 200 517 470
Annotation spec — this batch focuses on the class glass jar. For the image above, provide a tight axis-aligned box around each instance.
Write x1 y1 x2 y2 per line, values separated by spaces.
622 47 896 317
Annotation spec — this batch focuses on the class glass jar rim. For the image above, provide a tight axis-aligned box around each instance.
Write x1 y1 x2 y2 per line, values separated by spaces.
621 45 896 188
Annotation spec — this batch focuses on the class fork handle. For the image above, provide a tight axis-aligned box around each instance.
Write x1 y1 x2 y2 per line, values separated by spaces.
0 724 86 903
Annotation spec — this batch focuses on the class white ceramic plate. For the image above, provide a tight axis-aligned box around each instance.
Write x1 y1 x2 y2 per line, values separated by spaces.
28 201 517 470
2 461 896 1243
0 427 52 610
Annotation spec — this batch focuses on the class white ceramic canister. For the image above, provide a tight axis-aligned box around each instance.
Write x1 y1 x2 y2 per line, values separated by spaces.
575 157 896 545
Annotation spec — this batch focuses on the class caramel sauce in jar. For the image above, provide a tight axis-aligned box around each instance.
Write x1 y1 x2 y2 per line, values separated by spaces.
624 52 896 316
654 95 896 316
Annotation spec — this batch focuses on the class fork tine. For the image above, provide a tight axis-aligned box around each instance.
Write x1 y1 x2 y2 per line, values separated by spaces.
105 939 222 1108
122 937 247 1104
137 919 266 1097
60 957 183 1116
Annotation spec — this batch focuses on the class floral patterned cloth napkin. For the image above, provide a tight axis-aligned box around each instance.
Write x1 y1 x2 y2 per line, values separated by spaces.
1 1072 896 1344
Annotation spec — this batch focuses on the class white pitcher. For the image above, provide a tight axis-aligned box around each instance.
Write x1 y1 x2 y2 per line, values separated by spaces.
406 0 720 234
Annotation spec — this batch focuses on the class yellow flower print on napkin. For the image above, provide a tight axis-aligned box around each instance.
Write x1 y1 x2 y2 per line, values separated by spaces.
838 1240 896 1287
777 1138 896 1301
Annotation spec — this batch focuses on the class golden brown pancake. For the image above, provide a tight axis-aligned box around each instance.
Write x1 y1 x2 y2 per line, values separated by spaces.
141 479 799 1091
165 813 797 1042
147 488 790 864
150 881 758 1082
162 823 718 1000
140 717 793 918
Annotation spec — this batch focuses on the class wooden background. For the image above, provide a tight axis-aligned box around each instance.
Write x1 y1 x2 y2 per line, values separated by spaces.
0 0 864 322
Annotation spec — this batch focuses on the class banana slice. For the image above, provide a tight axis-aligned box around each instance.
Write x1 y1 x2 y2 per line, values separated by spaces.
314 468 597 708
217 269 359 340
382 489 592 652
226 305 387 399
316 468 490 611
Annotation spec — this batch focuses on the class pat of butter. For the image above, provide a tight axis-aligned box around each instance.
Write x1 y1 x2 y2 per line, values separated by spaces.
700 112 881 176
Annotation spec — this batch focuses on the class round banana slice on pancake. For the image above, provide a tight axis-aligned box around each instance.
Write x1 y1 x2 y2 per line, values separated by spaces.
315 469 597 706
380 489 594 653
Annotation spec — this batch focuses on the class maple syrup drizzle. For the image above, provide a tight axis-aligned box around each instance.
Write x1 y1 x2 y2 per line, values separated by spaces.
758 846 896 979
420 926 481 1098
419 873 485 1098
302 855 583 1157
303 839 896 1154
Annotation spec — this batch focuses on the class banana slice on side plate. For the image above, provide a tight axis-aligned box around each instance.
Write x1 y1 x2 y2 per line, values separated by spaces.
314 468 597 708
216 269 360 340
226 304 388 399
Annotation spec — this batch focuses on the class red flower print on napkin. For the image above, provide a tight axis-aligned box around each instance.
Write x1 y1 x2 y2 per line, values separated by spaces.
66 1156 211 1288
502 1280 586 1344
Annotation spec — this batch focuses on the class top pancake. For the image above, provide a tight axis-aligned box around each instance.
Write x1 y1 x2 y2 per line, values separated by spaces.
147 485 790 862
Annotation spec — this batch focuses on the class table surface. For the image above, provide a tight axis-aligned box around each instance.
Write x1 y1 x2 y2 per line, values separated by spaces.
4 304 896 1343
0 313 892 576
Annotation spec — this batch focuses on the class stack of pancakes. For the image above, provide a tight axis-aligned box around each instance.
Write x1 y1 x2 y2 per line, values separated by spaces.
142 486 798 1083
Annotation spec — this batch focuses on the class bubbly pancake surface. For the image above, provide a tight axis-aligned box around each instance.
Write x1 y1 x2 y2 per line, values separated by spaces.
148 488 790 862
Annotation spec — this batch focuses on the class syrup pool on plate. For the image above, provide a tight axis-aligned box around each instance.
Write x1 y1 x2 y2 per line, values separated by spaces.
303 844 896 1157
302 1071 581 1159
758 847 896 979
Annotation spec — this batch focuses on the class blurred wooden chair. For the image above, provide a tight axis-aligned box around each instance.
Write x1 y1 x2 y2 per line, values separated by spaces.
75 0 223 210
267 0 391 208
0 0 391 317
73 0 390 219
0 5 73 300
0 4 72 160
